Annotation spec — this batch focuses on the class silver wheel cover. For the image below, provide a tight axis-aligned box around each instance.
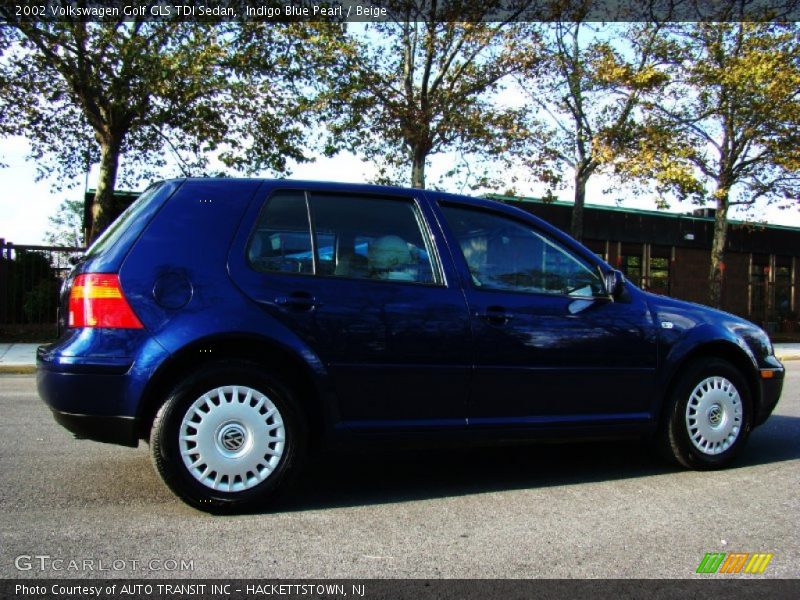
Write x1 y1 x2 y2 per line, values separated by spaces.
179 385 285 492
685 376 742 456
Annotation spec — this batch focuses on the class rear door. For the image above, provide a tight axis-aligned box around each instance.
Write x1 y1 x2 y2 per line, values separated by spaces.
230 185 472 430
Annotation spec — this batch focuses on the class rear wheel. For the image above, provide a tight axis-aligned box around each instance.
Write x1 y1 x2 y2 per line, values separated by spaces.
661 358 752 469
150 361 305 512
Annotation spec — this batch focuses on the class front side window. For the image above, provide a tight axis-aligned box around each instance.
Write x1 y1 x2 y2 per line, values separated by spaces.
440 205 603 297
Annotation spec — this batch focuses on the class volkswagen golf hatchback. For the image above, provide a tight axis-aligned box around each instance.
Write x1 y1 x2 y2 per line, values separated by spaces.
38 179 785 512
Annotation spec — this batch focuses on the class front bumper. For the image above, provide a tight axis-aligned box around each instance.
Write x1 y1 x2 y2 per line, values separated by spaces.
755 366 785 427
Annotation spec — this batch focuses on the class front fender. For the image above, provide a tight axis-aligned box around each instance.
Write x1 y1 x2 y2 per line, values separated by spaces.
656 323 759 415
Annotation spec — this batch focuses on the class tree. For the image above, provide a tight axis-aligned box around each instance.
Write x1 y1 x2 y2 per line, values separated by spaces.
517 20 668 240
0 18 236 240
0 13 330 241
45 198 84 248
322 1 540 189
622 23 800 308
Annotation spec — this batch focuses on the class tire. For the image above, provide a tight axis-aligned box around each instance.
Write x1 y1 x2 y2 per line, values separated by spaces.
150 360 306 513
660 358 752 470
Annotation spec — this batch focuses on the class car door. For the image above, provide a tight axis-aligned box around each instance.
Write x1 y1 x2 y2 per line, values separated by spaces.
436 201 659 427
230 185 472 430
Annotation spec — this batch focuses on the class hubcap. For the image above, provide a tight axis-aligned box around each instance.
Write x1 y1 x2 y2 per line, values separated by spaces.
179 385 285 492
685 376 742 456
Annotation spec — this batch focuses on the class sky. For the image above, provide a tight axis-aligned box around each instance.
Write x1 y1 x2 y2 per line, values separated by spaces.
2 131 799 247
2 19 799 245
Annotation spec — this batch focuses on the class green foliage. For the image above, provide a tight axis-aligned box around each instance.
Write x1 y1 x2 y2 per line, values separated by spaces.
517 21 668 239
620 23 800 208
0 13 336 238
617 22 800 306
45 199 84 248
320 1 540 189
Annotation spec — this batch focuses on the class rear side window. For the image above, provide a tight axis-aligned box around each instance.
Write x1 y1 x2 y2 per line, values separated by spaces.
85 183 166 258
247 190 439 284
310 194 438 284
247 191 313 275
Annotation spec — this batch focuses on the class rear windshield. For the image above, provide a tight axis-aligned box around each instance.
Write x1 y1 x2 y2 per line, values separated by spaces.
84 183 165 258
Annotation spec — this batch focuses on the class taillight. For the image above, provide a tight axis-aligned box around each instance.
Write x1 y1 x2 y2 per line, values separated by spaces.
68 274 143 329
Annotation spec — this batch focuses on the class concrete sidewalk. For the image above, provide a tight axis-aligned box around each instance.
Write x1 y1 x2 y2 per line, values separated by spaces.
2 341 799 374
0 343 44 373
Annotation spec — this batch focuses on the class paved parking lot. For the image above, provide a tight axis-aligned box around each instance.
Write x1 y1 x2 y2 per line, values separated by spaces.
1 366 798 579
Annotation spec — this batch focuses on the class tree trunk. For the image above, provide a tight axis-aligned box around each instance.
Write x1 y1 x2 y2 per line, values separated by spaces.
87 136 122 243
411 149 426 189
708 191 730 309
570 171 588 241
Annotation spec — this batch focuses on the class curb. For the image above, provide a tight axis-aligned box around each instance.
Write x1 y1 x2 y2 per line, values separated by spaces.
0 366 37 374
777 354 800 362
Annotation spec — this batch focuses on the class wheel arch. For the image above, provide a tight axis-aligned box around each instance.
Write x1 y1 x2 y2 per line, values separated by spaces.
136 334 331 448
657 340 760 428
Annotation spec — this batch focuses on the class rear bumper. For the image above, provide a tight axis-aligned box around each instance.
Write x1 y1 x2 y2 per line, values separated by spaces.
51 409 139 447
36 334 171 447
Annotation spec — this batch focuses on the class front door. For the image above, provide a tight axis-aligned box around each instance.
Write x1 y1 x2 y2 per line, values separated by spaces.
437 203 658 427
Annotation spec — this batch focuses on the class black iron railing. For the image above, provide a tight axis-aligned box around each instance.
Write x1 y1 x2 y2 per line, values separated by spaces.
0 239 84 341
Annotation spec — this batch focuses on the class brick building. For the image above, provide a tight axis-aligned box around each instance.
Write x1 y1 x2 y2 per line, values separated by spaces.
492 195 800 333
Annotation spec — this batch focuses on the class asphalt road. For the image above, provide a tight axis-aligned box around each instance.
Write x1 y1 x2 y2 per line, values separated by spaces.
1 366 798 579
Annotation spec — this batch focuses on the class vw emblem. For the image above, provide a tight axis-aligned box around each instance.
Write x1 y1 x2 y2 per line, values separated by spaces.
219 424 246 452
708 406 723 427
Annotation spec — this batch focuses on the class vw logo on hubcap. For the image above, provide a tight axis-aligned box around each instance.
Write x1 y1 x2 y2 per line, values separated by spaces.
707 405 723 427
218 423 246 453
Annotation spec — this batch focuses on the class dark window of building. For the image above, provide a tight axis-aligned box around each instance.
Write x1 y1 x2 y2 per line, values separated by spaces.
649 245 671 295
775 255 793 319
619 243 643 287
583 239 606 261
750 254 770 321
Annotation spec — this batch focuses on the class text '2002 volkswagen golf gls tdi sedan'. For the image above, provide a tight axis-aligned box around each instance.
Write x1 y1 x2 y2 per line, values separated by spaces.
38 179 785 512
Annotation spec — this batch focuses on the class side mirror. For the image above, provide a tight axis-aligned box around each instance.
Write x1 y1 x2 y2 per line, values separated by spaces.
604 269 625 300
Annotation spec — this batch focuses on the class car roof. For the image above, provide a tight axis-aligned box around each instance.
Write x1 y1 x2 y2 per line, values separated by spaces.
168 177 524 213
165 178 591 261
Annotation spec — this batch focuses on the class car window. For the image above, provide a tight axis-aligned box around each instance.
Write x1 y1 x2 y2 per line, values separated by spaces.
440 204 603 297
309 193 439 284
247 190 439 284
85 183 165 258
247 191 313 275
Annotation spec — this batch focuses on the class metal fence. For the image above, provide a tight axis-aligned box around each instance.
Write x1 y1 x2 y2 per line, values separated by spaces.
0 239 84 341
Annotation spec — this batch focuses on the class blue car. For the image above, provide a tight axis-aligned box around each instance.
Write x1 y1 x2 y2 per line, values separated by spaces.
37 179 785 512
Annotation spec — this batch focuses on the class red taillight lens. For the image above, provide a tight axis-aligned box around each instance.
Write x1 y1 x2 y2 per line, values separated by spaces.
68 274 143 329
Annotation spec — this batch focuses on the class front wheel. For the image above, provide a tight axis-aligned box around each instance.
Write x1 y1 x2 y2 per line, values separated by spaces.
661 358 753 470
150 361 305 512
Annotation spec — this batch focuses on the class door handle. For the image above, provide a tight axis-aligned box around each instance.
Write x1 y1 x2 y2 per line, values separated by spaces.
275 292 322 311
475 306 514 325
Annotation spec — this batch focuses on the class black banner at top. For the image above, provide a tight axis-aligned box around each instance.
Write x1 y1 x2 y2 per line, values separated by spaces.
1 0 799 23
